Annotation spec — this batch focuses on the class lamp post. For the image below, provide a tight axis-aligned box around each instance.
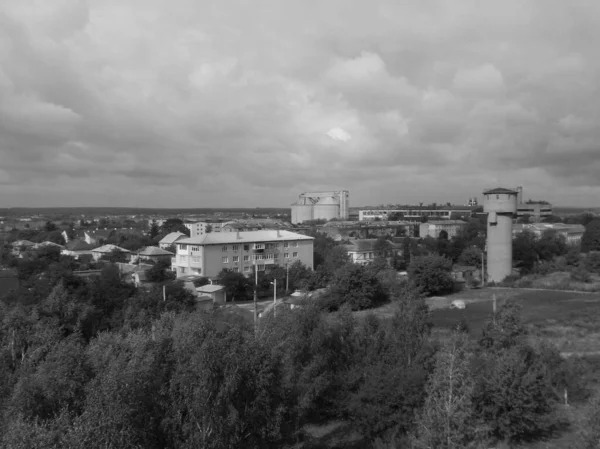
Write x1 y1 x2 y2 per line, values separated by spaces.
286 262 289 295
270 278 277 318
253 259 258 331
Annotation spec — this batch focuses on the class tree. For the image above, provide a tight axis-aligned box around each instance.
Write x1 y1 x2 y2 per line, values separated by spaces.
149 220 160 240
536 229 567 261
579 396 600 448
326 263 388 311
160 218 189 236
438 230 449 240
408 255 454 296
44 221 58 232
458 247 483 268
145 259 175 283
581 219 600 253
216 269 251 301
411 333 482 449
513 230 538 273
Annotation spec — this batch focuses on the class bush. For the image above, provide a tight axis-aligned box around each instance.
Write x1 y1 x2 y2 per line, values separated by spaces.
408 255 454 296
571 266 592 283
326 263 388 311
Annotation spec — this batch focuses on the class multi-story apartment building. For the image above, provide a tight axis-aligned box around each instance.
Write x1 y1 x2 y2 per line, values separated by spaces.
172 230 314 278
419 220 467 239
516 202 553 221
359 208 472 221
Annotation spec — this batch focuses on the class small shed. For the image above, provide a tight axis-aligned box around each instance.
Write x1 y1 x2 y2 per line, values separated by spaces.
452 265 479 285
196 284 226 304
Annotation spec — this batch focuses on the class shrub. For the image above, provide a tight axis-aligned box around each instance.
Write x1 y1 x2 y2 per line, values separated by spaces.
571 266 592 283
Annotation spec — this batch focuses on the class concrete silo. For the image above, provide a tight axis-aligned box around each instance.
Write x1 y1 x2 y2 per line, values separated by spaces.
483 187 519 283
290 190 350 224
313 196 340 221
291 204 313 224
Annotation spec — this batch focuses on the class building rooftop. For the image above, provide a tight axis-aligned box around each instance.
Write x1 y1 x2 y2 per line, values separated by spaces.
92 244 131 253
197 284 225 293
138 246 174 256
483 187 519 195
177 230 314 245
159 232 187 244
423 220 468 225
342 239 402 252
11 240 36 247
64 239 95 251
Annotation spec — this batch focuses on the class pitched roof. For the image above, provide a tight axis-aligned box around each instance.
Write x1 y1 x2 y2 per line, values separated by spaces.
197 284 225 293
483 187 519 195
342 239 402 252
177 230 314 246
65 239 95 251
11 240 35 247
138 246 174 256
159 232 187 244
33 241 64 249
92 244 131 253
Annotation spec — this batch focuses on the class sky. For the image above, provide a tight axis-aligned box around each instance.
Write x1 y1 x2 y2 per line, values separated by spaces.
1 0 600 208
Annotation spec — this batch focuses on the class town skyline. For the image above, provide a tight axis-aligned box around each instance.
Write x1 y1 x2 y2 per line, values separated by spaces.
2 0 600 207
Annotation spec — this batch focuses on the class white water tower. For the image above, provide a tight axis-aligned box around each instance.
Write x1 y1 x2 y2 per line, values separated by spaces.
483 188 518 283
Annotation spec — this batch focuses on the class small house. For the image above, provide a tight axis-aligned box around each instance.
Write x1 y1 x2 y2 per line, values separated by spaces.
196 284 226 304
159 232 187 249
62 239 95 260
91 244 131 261
136 246 174 264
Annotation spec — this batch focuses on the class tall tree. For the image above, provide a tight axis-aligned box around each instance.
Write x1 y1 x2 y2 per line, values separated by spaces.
408 255 454 296
411 333 482 449
149 220 160 240
581 219 600 253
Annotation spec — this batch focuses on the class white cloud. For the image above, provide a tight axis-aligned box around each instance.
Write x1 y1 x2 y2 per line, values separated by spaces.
326 127 352 142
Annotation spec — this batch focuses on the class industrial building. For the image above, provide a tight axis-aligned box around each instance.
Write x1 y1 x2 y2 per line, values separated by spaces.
359 207 472 222
512 186 553 221
172 230 314 279
419 220 467 239
483 187 519 283
291 190 349 224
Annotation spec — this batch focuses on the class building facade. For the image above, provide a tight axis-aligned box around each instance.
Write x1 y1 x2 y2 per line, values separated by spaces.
512 223 585 245
516 202 553 221
341 239 403 266
359 208 472 221
419 220 467 239
172 230 314 279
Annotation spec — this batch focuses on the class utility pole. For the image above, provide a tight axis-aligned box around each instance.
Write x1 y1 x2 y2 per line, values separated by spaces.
271 278 277 319
253 259 258 332
286 262 289 295
481 245 485 287
492 293 497 325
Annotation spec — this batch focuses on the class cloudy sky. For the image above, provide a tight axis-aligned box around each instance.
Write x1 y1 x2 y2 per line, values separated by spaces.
1 0 600 208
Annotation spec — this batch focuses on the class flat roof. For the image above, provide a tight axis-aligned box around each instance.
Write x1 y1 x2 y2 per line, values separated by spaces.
177 230 314 245
483 187 519 195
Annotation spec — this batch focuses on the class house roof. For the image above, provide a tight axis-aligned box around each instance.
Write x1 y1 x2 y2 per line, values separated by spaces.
197 284 225 293
483 187 519 195
85 229 115 239
64 239 95 251
33 241 64 249
423 220 468 226
177 230 314 246
342 239 401 253
92 244 131 253
11 240 35 247
138 246 174 256
159 232 187 244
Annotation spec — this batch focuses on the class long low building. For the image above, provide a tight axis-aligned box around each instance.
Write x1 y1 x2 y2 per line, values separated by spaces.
419 220 467 239
512 223 585 245
359 208 472 221
172 230 314 279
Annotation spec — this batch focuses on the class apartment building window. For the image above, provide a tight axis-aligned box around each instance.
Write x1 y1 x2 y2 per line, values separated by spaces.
179 255 188 263
244 244 250 251
257 264 265 271
233 267 239 273
222 246 228 252
267 253 274 260
293 252 298 258
178 244 186 251
283 242 289 248
284 252 289 259
191 256 201 264
291 241 298 247
191 246 200 252
253 254 264 261
243 255 249 262
232 245 239 251
233 256 239 262
254 243 265 250
244 266 251 272
222 256 229 263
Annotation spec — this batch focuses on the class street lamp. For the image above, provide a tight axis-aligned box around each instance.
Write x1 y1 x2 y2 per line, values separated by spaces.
270 278 277 318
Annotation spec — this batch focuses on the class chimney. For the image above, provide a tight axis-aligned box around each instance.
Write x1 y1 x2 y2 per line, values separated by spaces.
277 229 281 237
236 230 240 239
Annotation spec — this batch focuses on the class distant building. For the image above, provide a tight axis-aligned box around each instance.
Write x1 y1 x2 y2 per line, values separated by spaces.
136 246 174 263
359 207 472 222
159 232 187 249
341 239 403 266
516 202 553 221
291 190 350 224
196 284 226 304
319 221 413 240
61 240 95 259
512 223 585 245
91 244 131 261
172 230 314 279
419 220 467 239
